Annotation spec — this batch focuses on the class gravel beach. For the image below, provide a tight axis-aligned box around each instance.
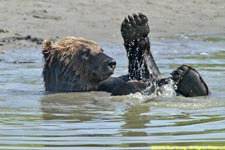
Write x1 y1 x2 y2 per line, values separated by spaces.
0 0 225 50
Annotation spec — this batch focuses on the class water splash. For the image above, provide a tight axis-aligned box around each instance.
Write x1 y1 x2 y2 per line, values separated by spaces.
143 50 161 80
156 78 176 97
142 78 176 99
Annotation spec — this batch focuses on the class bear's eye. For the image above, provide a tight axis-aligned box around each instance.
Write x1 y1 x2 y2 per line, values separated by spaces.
80 48 91 55
81 48 91 60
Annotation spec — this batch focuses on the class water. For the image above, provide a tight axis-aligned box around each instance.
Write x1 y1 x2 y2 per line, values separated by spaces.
0 35 225 149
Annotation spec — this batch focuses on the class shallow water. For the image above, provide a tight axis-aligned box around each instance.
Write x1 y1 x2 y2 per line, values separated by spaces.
0 36 225 149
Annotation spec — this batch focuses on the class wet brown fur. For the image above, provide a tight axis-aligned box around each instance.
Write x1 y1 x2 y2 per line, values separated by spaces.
42 37 110 92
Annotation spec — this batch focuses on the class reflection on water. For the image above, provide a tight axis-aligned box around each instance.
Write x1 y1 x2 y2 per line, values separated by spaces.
0 37 225 149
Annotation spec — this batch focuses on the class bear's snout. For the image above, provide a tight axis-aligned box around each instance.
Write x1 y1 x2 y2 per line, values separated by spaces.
107 59 116 70
103 57 116 75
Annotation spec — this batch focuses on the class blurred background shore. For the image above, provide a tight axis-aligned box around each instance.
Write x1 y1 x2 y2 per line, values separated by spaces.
0 0 225 50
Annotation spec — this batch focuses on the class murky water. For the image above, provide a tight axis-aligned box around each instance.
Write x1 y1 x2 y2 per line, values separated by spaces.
0 35 225 149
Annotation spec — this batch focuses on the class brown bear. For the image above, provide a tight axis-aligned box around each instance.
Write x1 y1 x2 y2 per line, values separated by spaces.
42 37 116 92
42 13 209 97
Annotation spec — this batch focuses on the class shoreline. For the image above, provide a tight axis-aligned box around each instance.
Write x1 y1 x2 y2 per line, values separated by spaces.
1 0 225 51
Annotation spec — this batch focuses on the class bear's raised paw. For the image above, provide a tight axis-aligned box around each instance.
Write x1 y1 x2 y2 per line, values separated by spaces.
121 13 149 43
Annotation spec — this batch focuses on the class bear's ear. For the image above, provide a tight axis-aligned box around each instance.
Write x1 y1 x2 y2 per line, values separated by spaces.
42 40 53 50
42 40 53 59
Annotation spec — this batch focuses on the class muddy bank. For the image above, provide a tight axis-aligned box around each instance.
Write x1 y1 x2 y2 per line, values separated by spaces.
1 0 225 50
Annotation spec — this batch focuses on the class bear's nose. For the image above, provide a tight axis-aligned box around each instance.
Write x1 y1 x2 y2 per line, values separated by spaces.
107 59 116 70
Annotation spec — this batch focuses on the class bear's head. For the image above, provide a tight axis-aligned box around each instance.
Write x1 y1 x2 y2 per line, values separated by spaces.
42 37 116 92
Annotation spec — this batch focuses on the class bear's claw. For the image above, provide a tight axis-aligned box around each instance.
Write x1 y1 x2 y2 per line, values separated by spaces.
171 65 189 83
121 13 150 42
171 65 209 97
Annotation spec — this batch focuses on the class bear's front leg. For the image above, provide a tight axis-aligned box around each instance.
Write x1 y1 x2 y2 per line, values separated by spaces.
121 13 160 81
